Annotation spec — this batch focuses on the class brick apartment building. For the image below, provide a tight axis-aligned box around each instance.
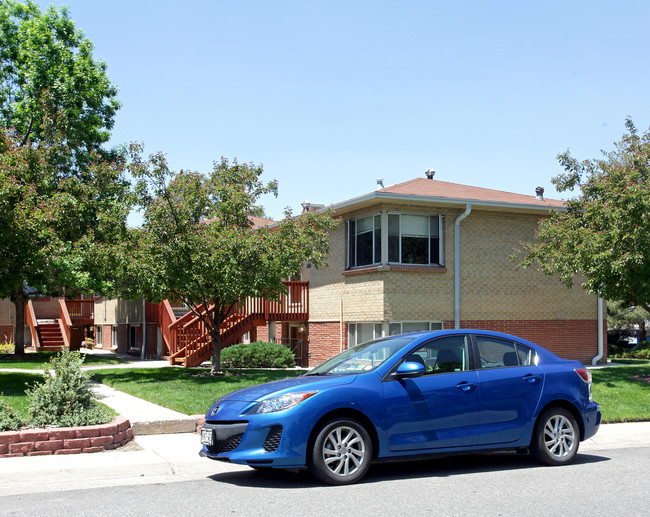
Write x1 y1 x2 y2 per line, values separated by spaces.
272 175 605 367
1 174 605 368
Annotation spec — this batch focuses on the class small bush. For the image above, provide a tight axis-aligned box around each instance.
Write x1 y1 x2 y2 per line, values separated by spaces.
221 341 296 368
609 341 650 360
0 342 15 354
27 349 113 427
0 396 24 431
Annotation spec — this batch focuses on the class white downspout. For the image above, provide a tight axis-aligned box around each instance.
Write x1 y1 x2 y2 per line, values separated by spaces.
592 297 604 365
141 298 146 360
454 204 472 329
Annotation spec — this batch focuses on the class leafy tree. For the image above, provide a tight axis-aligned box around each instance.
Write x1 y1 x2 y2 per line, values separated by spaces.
517 119 650 313
607 300 648 343
0 119 133 355
0 0 119 158
0 1 124 355
130 156 338 374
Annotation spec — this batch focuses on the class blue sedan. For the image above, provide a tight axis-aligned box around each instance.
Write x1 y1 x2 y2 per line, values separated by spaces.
200 330 601 485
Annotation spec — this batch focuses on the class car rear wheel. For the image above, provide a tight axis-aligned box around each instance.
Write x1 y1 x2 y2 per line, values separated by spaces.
309 418 372 485
531 407 579 466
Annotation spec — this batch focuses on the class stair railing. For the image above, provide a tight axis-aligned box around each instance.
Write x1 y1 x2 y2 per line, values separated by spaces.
58 299 72 348
25 300 40 349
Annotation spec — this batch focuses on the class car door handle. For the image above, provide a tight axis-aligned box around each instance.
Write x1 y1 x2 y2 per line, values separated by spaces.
456 381 476 392
523 374 541 384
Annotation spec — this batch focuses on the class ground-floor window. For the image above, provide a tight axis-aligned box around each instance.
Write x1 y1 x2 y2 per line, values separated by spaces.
347 322 383 347
388 321 443 336
112 326 117 350
129 325 141 350
96 326 103 347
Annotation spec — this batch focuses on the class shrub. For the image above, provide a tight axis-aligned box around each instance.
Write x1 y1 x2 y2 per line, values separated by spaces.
0 342 15 354
27 349 113 427
221 341 296 368
0 396 24 431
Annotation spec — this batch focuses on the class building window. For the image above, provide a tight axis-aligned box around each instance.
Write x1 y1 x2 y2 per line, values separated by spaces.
129 325 140 350
347 322 383 347
388 214 443 265
347 215 381 268
96 326 103 347
388 321 443 336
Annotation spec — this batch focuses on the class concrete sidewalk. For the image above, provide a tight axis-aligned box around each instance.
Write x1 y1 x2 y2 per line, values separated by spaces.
0 432 249 496
90 382 197 435
1 419 648 497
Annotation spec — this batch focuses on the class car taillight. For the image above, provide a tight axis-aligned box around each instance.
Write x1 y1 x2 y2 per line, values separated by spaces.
575 368 592 384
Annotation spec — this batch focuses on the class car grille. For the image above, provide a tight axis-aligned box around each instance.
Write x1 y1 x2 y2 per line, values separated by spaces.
207 433 244 454
263 425 283 452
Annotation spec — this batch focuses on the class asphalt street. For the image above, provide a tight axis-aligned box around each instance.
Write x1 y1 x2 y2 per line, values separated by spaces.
1 445 648 517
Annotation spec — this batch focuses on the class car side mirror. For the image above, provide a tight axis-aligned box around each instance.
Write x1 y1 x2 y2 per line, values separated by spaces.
395 361 425 379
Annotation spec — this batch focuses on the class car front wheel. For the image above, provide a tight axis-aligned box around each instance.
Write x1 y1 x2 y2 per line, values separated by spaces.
531 407 579 466
309 418 372 485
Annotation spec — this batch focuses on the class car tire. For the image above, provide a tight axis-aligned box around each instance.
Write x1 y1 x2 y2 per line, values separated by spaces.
531 407 580 466
309 418 372 485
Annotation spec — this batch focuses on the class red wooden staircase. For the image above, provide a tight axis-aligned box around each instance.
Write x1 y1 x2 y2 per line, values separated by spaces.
26 299 95 352
35 321 65 350
149 281 309 368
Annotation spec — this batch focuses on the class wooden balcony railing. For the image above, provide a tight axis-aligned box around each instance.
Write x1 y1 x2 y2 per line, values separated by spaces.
64 299 95 325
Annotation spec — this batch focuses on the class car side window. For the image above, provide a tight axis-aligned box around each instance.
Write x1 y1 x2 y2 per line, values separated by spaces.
476 336 533 368
406 336 469 375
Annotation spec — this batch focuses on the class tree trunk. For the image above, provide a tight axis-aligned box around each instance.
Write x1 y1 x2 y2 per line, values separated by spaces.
13 286 25 357
210 329 222 375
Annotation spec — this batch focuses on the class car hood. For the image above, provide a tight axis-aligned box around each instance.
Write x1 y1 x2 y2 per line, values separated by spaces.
219 374 358 402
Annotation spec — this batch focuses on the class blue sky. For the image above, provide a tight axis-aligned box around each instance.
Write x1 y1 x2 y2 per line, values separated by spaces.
36 0 650 222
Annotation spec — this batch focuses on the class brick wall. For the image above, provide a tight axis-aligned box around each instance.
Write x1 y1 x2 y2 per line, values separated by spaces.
95 324 113 349
444 319 607 364
305 319 604 367
257 324 269 342
306 321 347 367
0 417 133 458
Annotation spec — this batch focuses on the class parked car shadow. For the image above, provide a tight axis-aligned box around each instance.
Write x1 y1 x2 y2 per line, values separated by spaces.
207 451 610 488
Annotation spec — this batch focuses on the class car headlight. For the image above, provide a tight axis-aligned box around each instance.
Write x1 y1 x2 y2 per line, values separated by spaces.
252 392 317 414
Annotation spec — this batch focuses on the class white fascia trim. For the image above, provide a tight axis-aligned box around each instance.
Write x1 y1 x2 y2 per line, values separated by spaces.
328 192 566 213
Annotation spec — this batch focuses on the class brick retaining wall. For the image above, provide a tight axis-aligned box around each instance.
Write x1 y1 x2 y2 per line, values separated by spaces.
0 417 133 458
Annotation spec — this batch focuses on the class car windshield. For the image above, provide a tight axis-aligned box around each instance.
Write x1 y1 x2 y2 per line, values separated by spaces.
306 336 417 375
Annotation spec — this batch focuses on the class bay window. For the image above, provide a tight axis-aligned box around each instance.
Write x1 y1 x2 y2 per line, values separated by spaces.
347 214 381 268
388 214 442 265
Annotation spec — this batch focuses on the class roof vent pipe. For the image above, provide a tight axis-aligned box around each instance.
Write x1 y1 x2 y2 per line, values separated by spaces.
535 186 544 201
425 168 435 180
376 178 384 190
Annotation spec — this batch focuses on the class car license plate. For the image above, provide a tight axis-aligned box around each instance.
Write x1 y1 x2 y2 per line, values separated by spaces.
201 428 213 446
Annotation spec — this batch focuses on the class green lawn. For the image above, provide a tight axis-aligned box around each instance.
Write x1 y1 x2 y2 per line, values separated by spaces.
87 368 305 415
0 371 42 419
591 360 650 423
0 352 129 369
0 371 118 424
2 362 649 425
